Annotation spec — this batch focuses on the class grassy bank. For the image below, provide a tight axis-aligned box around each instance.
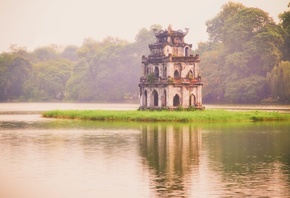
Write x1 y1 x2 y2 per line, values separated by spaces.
42 109 290 122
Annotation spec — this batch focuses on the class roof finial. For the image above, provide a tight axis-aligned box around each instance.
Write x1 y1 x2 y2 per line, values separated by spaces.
168 24 172 33
185 28 189 35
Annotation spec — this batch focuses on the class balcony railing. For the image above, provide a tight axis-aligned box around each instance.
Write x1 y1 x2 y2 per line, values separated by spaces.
139 77 202 85
142 54 200 64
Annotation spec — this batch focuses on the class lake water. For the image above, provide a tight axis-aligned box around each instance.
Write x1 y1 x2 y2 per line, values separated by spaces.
0 103 290 198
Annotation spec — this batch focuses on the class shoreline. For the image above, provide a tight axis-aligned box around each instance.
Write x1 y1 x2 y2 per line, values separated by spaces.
42 109 290 122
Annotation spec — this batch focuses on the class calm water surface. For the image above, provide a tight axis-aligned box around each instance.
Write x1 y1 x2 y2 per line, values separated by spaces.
0 103 290 197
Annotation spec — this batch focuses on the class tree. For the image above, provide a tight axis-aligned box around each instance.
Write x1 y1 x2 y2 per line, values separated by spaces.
134 24 162 57
66 37 133 102
65 27 161 102
279 3 290 61
0 50 31 101
206 2 245 42
65 59 92 101
61 45 79 62
33 46 59 62
196 42 225 102
224 75 267 103
0 24 167 103
200 2 284 103
76 38 100 61
23 59 73 101
266 61 290 103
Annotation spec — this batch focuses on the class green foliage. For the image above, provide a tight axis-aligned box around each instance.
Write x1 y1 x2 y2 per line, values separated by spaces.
43 109 290 122
266 61 290 102
201 2 286 103
61 45 79 61
33 46 59 62
2 7 290 105
279 4 290 61
206 2 245 42
66 37 140 102
224 76 267 103
146 73 156 85
65 60 92 101
0 25 158 102
23 59 73 101
0 50 31 101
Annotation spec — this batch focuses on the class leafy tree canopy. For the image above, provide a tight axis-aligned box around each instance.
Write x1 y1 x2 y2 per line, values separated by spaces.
1 6 290 105
279 3 290 61
200 2 286 103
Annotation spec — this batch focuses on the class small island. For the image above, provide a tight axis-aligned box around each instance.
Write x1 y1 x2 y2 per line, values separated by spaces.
42 109 290 122
42 25 290 123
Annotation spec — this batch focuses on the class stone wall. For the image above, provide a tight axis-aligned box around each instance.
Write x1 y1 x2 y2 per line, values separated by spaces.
140 84 201 108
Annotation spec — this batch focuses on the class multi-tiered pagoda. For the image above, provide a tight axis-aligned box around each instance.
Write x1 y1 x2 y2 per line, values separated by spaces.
139 25 203 109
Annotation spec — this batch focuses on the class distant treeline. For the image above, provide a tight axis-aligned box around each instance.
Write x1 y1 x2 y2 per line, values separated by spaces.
0 2 290 103
195 2 290 103
0 26 158 102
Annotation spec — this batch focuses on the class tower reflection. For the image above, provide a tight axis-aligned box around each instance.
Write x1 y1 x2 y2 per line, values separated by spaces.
140 124 201 197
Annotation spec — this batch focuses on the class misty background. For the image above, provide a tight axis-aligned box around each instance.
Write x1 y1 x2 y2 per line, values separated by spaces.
0 0 288 52
0 1 290 104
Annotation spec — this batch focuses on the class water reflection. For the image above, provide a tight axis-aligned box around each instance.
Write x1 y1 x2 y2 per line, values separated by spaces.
203 122 290 197
1 110 290 197
139 122 290 197
140 124 201 197
0 128 146 198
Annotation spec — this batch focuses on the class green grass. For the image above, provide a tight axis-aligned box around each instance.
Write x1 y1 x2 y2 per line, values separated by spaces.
42 109 290 122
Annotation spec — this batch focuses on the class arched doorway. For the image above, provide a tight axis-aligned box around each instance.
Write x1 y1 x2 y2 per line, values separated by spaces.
144 90 147 107
152 90 158 106
173 94 180 106
189 94 196 106
162 90 166 106
154 67 159 78
174 70 180 79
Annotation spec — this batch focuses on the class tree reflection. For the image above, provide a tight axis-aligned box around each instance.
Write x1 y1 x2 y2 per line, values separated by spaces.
140 124 201 197
204 122 290 197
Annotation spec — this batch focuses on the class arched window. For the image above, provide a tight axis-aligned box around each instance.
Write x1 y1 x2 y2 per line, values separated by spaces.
152 90 158 106
173 94 180 106
189 94 196 106
154 66 159 78
185 47 189 56
146 67 149 75
188 70 193 79
174 70 180 79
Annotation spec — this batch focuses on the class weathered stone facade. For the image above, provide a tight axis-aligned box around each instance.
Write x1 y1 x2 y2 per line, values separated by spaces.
139 25 203 109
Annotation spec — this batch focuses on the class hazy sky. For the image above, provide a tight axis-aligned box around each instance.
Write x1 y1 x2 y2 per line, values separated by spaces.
0 0 289 52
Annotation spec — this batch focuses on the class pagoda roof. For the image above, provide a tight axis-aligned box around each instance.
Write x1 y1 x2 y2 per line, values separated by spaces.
153 25 189 38
149 42 192 49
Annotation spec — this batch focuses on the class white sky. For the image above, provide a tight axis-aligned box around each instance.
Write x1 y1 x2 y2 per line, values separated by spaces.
0 0 289 52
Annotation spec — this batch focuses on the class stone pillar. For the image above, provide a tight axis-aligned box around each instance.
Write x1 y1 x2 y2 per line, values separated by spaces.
167 85 173 107
197 85 202 107
194 62 200 78
139 87 142 107
158 89 162 107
